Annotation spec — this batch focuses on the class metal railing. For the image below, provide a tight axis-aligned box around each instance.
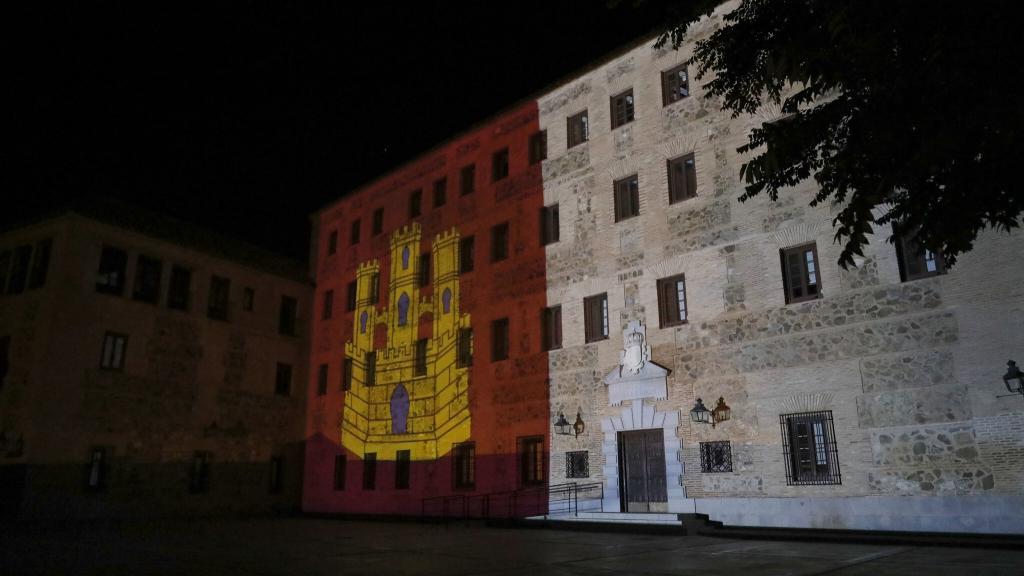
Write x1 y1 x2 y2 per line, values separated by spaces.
420 481 605 522
547 481 604 517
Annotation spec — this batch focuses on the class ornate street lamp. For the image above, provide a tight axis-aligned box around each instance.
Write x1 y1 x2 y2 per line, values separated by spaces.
1001 360 1024 398
554 411 586 438
711 397 731 427
690 398 711 425
554 412 572 436
691 397 731 428
572 411 586 438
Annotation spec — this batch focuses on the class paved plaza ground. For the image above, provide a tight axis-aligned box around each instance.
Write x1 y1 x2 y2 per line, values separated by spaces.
2 517 1023 575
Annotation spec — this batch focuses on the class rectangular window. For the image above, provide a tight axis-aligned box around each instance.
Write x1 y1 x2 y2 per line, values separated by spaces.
457 327 473 368
167 266 191 311
491 222 509 262
460 164 476 196
27 238 52 290
492 318 509 362
415 338 428 376
519 436 544 486
268 456 284 494
657 274 688 327
453 442 475 489
0 251 11 294
662 63 690 105
242 287 255 312
6 245 32 295
419 252 431 287
369 272 380 305
363 452 377 490
459 236 475 273
350 219 361 245
610 88 635 129
567 110 589 148
409 189 422 218
781 244 822 304
132 255 162 304
322 289 334 320
328 230 338 255
613 174 640 222
528 130 547 165
781 411 841 485
565 450 589 479
372 208 384 236
0 336 9 389
668 153 697 203
275 363 292 396
317 363 328 396
341 357 352 391
333 454 346 490
584 293 609 343
433 177 447 207
492 147 509 181
699 441 733 473
189 451 211 494
208 275 230 321
86 447 107 491
365 351 376 386
542 305 562 351
95 245 127 295
895 226 945 282
279 295 298 335
540 204 559 246
100 332 127 370
346 281 357 312
395 449 411 490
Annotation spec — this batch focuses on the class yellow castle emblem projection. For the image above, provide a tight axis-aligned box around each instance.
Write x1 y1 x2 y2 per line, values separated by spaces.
341 224 472 462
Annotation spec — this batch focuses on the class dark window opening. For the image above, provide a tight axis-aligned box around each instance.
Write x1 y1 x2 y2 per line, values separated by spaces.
566 450 589 478
567 110 589 148
189 451 211 494
372 208 384 236
100 332 127 370
6 245 32 295
529 130 547 165
542 305 562 351
96 246 127 295
492 318 509 362
540 204 559 246
492 148 509 181
0 336 10 390
491 222 509 262
279 296 298 335
346 281 357 311
350 219 361 245
86 447 107 492
433 178 447 207
610 89 635 129
395 449 411 489
328 230 338 255
208 275 230 321
699 441 733 473
409 189 422 218
369 273 380 305
415 338 428 376
584 293 609 343
453 442 475 489
341 357 352 391
363 453 377 490
333 454 346 490
322 290 334 320
459 236 475 274
657 274 688 328
662 63 690 105
519 436 545 486
28 239 52 290
132 255 162 304
419 252 431 287
457 328 473 368
317 364 328 396
781 244 822 304
365 351 376 386
268 457 284 494
781 411 841 485
275 363 292 396
460 164 476 196
168 266 191 311
0 251 11 294
242 287 255 312
895 226 946 282
668 153 697 203
613 174 640 222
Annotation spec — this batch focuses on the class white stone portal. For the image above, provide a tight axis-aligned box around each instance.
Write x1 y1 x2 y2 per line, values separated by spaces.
604 320 670 406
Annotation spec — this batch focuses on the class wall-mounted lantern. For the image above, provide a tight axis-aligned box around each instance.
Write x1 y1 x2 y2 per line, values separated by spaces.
690 398 711 425
711 397 731 426
1001 360 1024 398
555 410 586 438
690 397 731 428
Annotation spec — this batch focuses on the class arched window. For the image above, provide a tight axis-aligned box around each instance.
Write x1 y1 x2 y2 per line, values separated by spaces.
360 311 368 333
442 288 452 314
398 293 410 326
402 246 410 270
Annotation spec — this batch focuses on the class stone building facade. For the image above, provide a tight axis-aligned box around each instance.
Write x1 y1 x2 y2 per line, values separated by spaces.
0 200 311 518
538 7 1024 533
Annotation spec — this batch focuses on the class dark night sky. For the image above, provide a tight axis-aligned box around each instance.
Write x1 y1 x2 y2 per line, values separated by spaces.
4 2 671 261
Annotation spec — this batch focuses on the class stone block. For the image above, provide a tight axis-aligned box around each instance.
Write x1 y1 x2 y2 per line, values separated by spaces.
857 385 970 428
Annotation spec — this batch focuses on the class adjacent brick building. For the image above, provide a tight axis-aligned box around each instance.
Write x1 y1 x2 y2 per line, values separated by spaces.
0 200 311 518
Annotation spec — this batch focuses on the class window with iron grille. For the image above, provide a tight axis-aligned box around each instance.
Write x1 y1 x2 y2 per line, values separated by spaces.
541 305 562 351
668 153 697 203
657 274 688 328
780 411 841 485
662 63 690 105
433 177 447 207
453 442 475 489
613 174 640 222
540 204 559 246
460 164 476 196
529 130 547 164
894 225 945 282
583 293 609 343
372 208 384 236
610 89 635 129
565 450 589 478
395 449 411 490
492 148 509 181
333 454 346 490
519 436 544 486
780 243 821 304
699 441 732 473
567 110 589 148
363 452 377 490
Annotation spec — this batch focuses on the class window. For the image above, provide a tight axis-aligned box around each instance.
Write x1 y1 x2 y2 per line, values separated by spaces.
369 272 380 304
567 110 589 148
492 148 509 181
363 453 377 490
365 351 376 386
346 281 357 312
668 153 697 203
341 357 352 391
96 246 127 295
242 287 255 312
541 305 562 351
86 447 107 491
350 219 361 245
895 226 945 282
419 252 431 287
491 222 509 262
0 336 9 390
167 266 191 311
492 318 509 362
268 457 284 494
453 442 475 489
372 208 384 236
584 293 609 343
459 236 475 273
328 230 338 255
279 295 298 335
540 204 559 246
317 364 328 396
519 436 544 486
781 244 822 304
529 130 547 165
189 451 211 494
460 164 475 196
27 239 51 290
415 338 428 376
457 327 473 367
610 89 635 129
699 441 733 473
566 450 589 479
275 363 292 396
333 454 346 490
208 275 230 320
322 290 334 320
0 251 10 294
781 411 841 485
613 174 640 222
100 332 127 370
657 274 688 327
132 255 162 304
662 63 690 105
409 189 422 218
6 246 31 295
395 449 411 490
433 178 447 207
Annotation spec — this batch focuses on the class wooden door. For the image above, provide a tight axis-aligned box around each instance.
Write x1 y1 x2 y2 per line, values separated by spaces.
618 429 667 512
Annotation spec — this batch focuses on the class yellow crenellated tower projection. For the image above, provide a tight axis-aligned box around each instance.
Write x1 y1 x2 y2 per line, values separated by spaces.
341 224 472 461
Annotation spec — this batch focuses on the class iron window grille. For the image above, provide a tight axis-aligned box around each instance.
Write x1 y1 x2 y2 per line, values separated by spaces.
780 410 842 486
414 338 428 376
565 450 590 478
699 441 733 473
